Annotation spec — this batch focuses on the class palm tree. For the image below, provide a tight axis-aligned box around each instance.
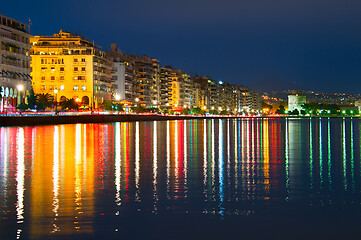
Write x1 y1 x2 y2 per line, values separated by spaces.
36 93 52 107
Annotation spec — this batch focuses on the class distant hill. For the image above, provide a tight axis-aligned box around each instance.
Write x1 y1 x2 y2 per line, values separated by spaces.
248 78 306 93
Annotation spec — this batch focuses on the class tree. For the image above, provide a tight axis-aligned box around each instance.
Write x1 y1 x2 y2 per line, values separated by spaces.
181 108 190 115
290 109 299 115
209 109 219 115
191 107 204 115
36 93 52 108
276 105 285 114
60 98 79 110
220 110 229 115
17 103 28 111
27 87 38 110
99 100 113 111
131 106 146 113
113 103 124 112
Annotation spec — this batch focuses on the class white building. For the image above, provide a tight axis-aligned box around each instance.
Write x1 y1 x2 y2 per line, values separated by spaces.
0 14 32 111
288 95 306 113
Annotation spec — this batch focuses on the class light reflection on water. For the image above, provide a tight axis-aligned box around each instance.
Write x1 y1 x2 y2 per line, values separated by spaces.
1 118 361 239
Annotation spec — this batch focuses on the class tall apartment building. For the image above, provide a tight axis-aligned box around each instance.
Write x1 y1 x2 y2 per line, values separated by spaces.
159 66 172 109
168 69 193 110
238 87 261 113
108 44 133 103
0 14 31 111
192 76 210 110
31 30 112 108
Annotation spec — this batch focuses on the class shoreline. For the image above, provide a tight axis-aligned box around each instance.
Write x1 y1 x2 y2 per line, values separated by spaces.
0 114 359 127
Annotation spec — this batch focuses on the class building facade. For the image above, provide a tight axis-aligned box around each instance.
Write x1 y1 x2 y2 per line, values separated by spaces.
31 30 112 109
0 14 31 111
288 94 306 113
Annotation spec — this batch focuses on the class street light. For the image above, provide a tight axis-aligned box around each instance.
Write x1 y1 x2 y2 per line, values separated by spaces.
115 94 121 101
17 84 23 104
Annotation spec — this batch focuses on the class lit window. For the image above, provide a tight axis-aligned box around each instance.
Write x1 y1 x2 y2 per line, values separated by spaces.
60 85 64 90
74 85 79 90
51 67 55 72
41 67 46 72
51 76 55 81
82 85 86 90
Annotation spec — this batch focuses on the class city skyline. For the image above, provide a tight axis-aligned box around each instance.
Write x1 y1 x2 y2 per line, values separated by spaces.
3 0 361 93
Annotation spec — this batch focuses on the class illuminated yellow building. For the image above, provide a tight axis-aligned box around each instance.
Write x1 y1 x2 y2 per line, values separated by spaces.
168 70 192 110
30 30 112 108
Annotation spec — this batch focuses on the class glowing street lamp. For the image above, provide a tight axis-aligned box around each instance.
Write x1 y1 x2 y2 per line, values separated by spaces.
115 94 121 101
17 84 24 104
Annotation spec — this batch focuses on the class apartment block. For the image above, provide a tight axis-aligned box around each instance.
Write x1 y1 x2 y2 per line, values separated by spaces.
0 14 31 111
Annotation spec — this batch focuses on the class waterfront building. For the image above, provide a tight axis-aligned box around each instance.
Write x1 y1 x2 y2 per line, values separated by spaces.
288 94 306 113
31 30 112 109
126 55 159 108
108 44 133 103
168 69 192 111
159 66 172 109
237 87 261 113
0 14 31 111
192 76 210 110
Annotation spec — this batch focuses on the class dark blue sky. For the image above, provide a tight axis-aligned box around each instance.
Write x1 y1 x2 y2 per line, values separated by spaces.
3 0 361 93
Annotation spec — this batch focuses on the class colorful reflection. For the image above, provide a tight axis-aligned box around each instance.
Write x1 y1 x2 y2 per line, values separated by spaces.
1 118 361 239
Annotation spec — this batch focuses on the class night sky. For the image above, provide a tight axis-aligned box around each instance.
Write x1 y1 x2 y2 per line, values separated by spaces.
3 0 361 93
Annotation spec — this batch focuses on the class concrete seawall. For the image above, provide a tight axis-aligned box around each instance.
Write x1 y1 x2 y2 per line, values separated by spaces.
0 114 242 127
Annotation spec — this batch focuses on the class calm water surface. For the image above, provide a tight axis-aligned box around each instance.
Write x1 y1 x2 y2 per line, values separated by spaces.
1 118 361 240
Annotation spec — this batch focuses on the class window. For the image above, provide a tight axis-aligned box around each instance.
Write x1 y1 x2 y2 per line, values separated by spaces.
51 67 55 73
73 85 79 90
73 76 78 80
41 59 44 64
51 76 55 81
60 67 64 72
41 76 45 81
81 58 85 62
81 67 85 72
74 67 78 72
78 76 85 80
41 85 46 90
60 76 64 81
74 58 78 63
82 85 86 90
60 85 64 90
41 67 46 72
